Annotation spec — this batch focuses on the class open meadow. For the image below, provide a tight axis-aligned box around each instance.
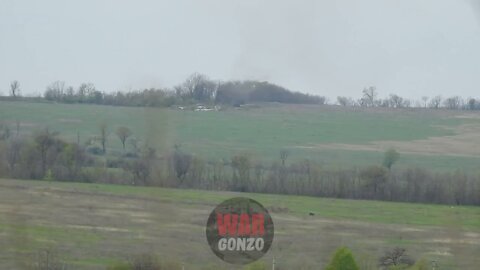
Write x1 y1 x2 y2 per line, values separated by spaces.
1 101 480 172
0 178 479 269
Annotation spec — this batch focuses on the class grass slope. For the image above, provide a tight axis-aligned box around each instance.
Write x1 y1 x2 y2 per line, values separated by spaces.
0 179 479 269
1 101 480 171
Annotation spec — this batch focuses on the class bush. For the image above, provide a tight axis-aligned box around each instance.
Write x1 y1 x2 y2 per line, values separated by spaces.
383 148 400 170
325 247 359 270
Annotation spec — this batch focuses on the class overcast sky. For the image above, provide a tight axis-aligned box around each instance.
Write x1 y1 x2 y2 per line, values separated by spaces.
1 0 480 99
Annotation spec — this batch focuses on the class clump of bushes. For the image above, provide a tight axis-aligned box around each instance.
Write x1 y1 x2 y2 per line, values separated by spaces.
325 247 359 270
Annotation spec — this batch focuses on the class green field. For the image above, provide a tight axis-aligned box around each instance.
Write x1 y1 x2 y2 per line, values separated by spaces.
0 178 479 269
1 100 479 268
1 100 480 171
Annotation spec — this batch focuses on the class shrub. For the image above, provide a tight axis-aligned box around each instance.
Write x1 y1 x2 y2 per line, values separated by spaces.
325 247 359 270
383 148 400 170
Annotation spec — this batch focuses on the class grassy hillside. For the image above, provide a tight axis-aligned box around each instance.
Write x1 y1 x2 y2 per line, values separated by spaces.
0 178 479 269
1 100 480 171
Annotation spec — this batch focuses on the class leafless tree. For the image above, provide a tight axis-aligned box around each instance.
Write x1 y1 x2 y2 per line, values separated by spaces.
379 247 414 269
361 86 377 107
280 149 290 166
177 73 217 102
10 80 20 97
443 96 462 110
98 123 109 154
172 148 192 182
231 154 251 192
34 127 59 176
429 95 442 109
115 126 132 152
421 96 429 108
124 146 156 185
6 137 23 174
77 83 96 102
44 81 66 100
360 165 388 198
389 94 404 108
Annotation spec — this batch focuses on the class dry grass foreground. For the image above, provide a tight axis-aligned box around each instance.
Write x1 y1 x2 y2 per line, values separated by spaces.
0 179 479 269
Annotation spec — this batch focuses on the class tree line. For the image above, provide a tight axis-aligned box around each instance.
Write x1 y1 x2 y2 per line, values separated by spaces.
0 123 479 206
4 78 480 110
337 86 480 110
2 74 325 107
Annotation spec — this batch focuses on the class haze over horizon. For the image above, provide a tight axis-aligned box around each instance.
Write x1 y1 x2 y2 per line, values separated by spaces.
1 0 480 100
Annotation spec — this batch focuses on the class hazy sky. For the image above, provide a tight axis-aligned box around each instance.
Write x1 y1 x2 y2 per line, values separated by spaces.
1 0 480 99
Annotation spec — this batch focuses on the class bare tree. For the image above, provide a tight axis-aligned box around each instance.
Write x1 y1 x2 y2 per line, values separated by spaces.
379 247 414 269
124 146 156 185
10 80 20 97
99 123 109 154
231 154 251 192
443 96 462 110
389 94 404 108
360 165 388 198
361 86 377 107
280 149 290 166
44 81 66 100
429 95 442 109
77 83 96 102
172 147 192 183
421 96 429 108
177 73 217 102
34 127 59 177
6 137 23 174
115 126 132 152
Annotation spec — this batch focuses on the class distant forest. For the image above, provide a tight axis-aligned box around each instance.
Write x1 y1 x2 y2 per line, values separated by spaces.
3 73 480 110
